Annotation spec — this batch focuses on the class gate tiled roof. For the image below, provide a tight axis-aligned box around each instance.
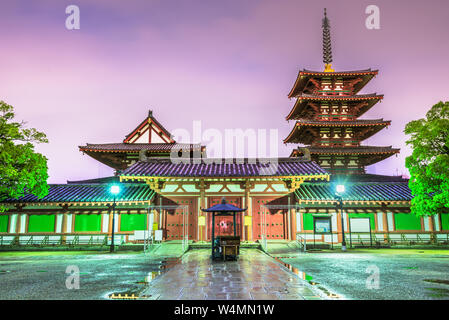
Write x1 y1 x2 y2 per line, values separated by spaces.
296 182 412 202
3 183 155 204
121 158 329 178
79 143 203 153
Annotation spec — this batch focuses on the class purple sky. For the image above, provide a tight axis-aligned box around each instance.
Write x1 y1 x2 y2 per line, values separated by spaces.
1 0 448 183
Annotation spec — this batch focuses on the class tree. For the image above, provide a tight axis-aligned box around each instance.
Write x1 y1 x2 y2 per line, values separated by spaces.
404 101 449 217
0 101 49 212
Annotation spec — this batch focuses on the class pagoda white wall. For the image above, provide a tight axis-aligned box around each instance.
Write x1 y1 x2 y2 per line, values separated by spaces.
150 131 166 143
133 130 149 143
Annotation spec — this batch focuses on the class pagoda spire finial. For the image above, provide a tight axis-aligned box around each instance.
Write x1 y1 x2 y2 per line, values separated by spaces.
322 8 334 72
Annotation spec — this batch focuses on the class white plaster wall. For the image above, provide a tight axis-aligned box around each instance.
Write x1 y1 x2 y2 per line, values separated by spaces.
134 129 149 143
331 212 338 232
8 215 17 233
434 215 440 231
20 215 26 233
102 213 109 232
114 214 119 232
66 214 73 233
56 214 63 233
296 211 301 233
150 130 166 143
423 217 430 231
342 211 348 231
377 212 383 231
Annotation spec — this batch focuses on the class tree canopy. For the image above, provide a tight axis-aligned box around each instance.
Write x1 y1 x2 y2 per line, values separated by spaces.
404 101 449 217
0 101 49 212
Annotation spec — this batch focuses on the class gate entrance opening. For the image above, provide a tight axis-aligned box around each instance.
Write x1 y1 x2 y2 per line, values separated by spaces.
144 204 189 253
260 204 302 251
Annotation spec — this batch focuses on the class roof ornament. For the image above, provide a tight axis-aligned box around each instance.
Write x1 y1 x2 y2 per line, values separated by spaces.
322 8 335 72
148 110 153 118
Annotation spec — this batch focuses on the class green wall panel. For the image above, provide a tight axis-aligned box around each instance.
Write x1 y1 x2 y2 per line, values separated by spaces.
303 214 314 231
0 215 9 233
120 214 147 231
441 213 449 231
28 215 55 233
74 214 101 232
348 213 376 230
395 213 422 231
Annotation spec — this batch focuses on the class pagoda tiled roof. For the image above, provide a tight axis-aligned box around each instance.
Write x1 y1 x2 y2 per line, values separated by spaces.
288 68 378 98
290 147 399 167
295 182 412 202
284 119 391 144
293 119 390 127
300 69 379 76
121 158 329 178
3 183 156 204
294 93 382 100
79 143 203 153
305 146 400 155
286 94 384 120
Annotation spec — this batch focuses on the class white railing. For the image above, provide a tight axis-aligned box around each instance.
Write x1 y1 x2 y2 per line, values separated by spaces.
143 229 153 254
296 234 307 252
182 235 189 253
260 235 268 252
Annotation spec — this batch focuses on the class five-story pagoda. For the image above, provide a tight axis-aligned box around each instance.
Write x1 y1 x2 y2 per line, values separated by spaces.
285 9 399 175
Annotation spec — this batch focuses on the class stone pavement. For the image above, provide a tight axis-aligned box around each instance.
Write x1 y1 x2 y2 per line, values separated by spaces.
140 249 324 300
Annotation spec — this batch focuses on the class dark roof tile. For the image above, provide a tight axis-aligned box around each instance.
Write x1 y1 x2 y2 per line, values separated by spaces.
79 143 203 153
296 182 412 201
3 184 155 203
121 158 329 178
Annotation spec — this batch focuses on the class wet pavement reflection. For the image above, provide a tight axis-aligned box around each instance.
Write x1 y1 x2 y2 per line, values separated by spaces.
139 249 325 300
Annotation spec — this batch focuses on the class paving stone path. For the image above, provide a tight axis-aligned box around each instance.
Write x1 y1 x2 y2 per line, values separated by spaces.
141 249 324 300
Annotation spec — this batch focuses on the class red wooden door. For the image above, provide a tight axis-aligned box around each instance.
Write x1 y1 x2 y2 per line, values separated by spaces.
252 197 286 240
163 197 197 241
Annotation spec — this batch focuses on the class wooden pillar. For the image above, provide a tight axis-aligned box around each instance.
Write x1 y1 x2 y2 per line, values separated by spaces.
382 205 389 242
15 214 21 234
244 190 249 241
429 215 436 243
159 195 163 228
300 208 304 234
200 186 206 242
290 207 297 241
247 196 252 241
108 207 113 236
163 209 167 241
62 213 68 233
336 206 343 243
374 211 378 232
117 210 121 233
429 216 435 232
152 196 159 230
242 180 253 242
290 194 297 241
211 212 215 257
24 214 29 233
61 212 68 244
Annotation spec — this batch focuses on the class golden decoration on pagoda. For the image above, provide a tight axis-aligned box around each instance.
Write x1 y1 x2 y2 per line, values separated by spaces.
324 63 335 72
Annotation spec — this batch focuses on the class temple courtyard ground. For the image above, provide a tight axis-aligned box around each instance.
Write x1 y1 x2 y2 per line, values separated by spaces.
0 247 448 300
275 248 449 300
